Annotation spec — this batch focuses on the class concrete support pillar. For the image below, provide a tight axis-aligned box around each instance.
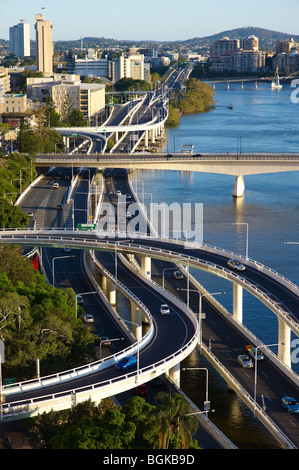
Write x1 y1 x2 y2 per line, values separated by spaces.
278 318 291 368
130 301 143 341
63 136 70 153
115 132 119 142
167 363 180 388
145 129 148 147
140 256 151 279
102 275 107 295
233 175 245 197
151 128 155 143
107 280 116 306
233 283 243 324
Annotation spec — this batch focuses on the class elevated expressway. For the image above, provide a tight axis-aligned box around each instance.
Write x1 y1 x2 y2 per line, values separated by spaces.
33 153 299 198
0 222 299 447
0 164 298 447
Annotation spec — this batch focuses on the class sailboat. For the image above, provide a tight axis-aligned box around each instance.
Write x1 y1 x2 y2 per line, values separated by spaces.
271 66 282 90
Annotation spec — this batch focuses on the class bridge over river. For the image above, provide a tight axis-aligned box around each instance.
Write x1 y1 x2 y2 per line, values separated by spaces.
33 152 299 197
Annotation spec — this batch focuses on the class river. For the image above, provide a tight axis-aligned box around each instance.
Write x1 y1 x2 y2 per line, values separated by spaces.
135 81 299 449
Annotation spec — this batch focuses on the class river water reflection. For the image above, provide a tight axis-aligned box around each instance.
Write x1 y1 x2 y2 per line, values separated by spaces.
137 81 299 449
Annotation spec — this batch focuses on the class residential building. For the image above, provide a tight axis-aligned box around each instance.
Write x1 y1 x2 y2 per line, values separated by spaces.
230 50 266 73
50 79 105 123
0 67 11 94
109 52 145 82
74 50 109 78
209 36 266 73
0 93 27 113
273 52 299 75
240 35 259 52
276 38 298 55
9 19 30 57
0 93 29 128
34 14 53 74
26 74 80 102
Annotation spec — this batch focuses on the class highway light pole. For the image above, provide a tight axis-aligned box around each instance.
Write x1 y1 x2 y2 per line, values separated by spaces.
182 367 211 416
52 255 75 286
177 288 226 350
122 319 140 385
75 291 97 318
99 337 124 360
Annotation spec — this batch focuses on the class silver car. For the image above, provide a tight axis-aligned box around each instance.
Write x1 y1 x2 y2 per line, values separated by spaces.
237 354 253 368
159 304 170 315
227 259 245 271
83 313 94 323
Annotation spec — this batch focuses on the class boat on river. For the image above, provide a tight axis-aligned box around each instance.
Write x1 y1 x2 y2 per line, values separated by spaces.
271 66 282 90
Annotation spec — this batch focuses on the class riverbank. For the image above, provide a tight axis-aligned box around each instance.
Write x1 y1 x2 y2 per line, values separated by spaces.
166 78 215 128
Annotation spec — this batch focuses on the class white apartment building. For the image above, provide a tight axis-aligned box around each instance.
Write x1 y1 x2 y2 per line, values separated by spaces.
109 52 145 82
9 19 30 57
35 14 53 74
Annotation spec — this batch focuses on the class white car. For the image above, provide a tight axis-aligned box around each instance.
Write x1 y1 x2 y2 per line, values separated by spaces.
237 355 253 368
160 304 170 315
83 313 94 323
227 259 245 271
53 182 59 189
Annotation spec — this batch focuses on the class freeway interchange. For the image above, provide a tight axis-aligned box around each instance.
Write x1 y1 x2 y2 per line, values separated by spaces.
0 168 298 448
1 67 299 449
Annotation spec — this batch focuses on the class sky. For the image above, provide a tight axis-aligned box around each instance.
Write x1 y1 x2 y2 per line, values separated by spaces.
1 0 299 42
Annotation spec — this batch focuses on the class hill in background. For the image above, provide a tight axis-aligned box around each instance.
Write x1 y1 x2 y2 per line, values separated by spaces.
1 26 298 54
184 26 299 49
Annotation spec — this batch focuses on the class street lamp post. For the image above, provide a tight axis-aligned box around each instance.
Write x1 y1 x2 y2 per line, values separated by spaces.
122 319 140 384
182 367 211 416
177 288 225 350
253 342 284 418
75 291 97 318
52 255 75 286
99 337 124 360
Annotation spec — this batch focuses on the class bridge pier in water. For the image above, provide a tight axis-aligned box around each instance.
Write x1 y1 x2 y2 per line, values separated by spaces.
233 283 243 323
233 175 245 197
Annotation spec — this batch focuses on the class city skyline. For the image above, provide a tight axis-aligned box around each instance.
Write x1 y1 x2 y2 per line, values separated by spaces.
1 0 299 43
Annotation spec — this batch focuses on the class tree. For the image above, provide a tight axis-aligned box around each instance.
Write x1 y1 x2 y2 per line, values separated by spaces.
0 197 29 228
68 108 88 127
153 392 199 449
61 93 74 124
43 96 61 127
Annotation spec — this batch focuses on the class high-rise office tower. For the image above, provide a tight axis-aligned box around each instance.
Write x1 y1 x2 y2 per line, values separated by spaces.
9 19 30 57
34 14 53 74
